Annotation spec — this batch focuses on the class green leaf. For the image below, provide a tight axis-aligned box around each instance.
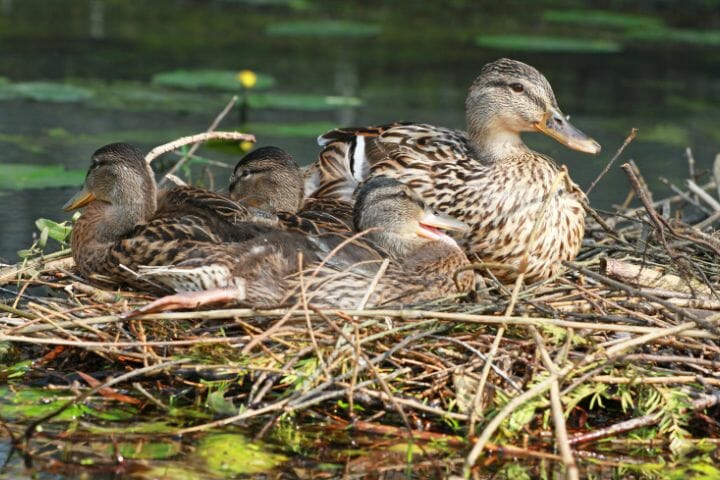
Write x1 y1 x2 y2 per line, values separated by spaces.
206 390 237 416
35 218 72 243
507 400 537 432
475 34 621 53
151 69 275 91
265 20 381 38
0 163 86 190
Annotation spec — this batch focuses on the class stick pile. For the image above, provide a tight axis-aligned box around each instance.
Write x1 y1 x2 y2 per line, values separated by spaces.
1 132 719 478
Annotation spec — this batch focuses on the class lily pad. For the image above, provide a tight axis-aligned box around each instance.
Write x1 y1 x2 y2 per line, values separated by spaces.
244 121 337 137
543 10 663 30
0 163 86 190
626 27 720 46
475 34 621 53
222 0 310 7
247 92 362 110
638 124 689 146
0 386 83 422
265 20 381 38
152 69 276 91
0 81 94 102
196 433 287 475
110 441 182 460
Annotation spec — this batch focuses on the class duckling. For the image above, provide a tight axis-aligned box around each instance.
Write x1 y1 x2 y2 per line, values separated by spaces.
64 144 472 312
305 58 601 283
230 146 353 233
136 176 472 312
63 143 297 291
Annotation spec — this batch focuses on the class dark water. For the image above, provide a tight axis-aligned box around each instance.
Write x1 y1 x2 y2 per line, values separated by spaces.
0 0 719 263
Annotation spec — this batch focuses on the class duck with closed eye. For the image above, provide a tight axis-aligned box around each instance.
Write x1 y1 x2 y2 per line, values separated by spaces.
136 176 473 312
64 144 472 311
229 146 355 234
306 58 600 283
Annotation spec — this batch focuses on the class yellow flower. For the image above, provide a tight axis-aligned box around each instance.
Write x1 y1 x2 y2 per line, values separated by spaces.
240 140 254 152
236 69 257 89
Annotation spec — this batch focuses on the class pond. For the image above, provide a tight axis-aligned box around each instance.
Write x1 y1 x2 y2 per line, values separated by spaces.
1 0 720 262
1 1 720 477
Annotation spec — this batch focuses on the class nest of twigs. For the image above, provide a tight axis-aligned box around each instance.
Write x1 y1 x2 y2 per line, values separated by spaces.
1 131 719 478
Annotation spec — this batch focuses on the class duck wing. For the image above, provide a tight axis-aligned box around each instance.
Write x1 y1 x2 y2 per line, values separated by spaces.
308 123 475 201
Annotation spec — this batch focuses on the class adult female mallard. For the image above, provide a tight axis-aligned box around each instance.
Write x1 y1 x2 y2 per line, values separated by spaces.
305 58 601 282
64 143 472 311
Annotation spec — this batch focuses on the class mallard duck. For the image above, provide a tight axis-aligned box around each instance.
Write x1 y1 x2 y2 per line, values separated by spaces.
63 143 301 291
305 58 601 283
64 144 472 311
230 146 354 233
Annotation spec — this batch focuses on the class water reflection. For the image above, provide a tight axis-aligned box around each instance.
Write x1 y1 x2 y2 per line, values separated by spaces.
0 0 719 261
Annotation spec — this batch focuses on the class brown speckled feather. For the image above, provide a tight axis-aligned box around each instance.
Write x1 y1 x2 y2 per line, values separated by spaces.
312 122 586 282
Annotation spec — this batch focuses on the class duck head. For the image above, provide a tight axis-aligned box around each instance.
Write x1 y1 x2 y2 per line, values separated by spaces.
229 146 304 213
465 58 600 158
63 143 157 237
353 176 468 258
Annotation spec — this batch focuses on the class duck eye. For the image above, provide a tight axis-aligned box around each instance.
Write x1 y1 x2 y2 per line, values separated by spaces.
396 190 408 199
509 83 524 93
240 170 251 179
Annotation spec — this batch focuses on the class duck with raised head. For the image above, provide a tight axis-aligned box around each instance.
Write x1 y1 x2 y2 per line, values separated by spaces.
229 146 354 233
305 58 601 283
64 144 472 310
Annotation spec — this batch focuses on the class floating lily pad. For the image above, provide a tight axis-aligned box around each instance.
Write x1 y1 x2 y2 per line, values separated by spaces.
638 124 689 146
109 441 182 460
221 0 309 7
244 121 337 137
475 34 621 53
0 163 86 190
0 386 83 422
196 433 287 475
626 27 720 46
152 69 276 91
265 20 381 37
543 10 663 30
0 81 94 102
248 92 362 110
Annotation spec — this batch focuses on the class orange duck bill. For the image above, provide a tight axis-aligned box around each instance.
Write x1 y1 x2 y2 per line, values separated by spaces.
416 210 468 243
63 186 96 211
534 108 601 155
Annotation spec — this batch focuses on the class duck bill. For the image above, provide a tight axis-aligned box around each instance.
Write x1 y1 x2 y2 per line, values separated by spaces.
63 187 96 211
534 108 601 155
416 210 468 241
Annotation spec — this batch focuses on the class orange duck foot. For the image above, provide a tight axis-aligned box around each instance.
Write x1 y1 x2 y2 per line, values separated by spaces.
121 288 245 319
